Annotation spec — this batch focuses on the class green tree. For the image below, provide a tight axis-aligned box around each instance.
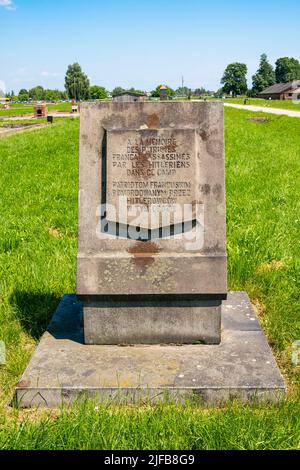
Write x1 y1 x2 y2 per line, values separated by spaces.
252 53 275 95
90 85 109 100
29 86 45 101
6 91 17 101
18 88 28 96
44 89 61 101
128 87 145 95
275 57 300 83
58 90 68 100
151 85 175 98
193 87 207 96
111 87 145 97
175 86 192 97
65 63 90 101
112 87 126 97
18 89 29 102
215 88 225 98
221 63 248 97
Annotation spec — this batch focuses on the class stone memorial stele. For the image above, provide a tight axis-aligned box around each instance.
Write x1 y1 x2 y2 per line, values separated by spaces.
77 101 227 345
15 101 286 407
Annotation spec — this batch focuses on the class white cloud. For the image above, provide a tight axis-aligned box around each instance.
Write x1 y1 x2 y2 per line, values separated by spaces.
41 71 60 78
0 0 16 10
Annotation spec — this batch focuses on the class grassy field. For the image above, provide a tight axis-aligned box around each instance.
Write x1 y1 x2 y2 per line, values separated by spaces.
0 109 299 449
0 102 72 117
224 97 300 111
1 400 299 450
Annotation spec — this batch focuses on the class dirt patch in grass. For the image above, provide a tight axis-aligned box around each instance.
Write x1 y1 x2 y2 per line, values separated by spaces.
256 260 285 274
252 298 265 319
2 123 43 129
248 117 269 123
48 227 62 238
0 122 47 137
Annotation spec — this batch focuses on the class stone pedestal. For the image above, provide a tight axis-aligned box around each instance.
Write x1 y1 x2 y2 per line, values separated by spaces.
83 297 221 345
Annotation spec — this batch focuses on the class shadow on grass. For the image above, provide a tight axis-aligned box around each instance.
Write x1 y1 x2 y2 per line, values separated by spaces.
10 291 61 340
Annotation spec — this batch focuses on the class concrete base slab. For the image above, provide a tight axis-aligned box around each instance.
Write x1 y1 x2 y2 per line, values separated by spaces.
15 292 286 407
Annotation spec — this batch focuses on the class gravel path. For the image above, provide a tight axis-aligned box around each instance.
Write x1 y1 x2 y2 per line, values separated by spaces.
224 103 300 118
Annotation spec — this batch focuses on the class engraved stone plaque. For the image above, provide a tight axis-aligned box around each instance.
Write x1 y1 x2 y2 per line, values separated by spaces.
106 128 197 230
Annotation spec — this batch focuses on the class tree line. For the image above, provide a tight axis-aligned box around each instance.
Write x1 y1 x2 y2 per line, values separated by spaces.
9 63 212 103
10 55 296 103
220 55 300 97
6 87 68 102
62 64 181 100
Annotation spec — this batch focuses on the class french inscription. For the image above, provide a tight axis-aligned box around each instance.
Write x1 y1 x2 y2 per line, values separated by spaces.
106 128 197 229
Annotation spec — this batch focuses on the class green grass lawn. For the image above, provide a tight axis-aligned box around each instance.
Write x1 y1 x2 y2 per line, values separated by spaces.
0 102 72 117
0 109 299 449
224 97 300 111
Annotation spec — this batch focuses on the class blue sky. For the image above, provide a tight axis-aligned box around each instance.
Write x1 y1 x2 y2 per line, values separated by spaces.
1 0 299 93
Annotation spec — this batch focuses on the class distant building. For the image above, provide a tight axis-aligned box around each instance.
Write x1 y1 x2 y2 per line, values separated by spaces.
34 103 48 118
0 97 10 105
258 80 300 100
159 86 168 101
113 92 146 102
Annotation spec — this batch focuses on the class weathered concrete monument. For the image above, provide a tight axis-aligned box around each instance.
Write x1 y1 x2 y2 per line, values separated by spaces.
16 102 286 407
77 102 226 345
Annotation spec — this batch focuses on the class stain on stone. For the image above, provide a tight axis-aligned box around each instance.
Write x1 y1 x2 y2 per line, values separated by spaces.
128 241 160 256
163 139 177 153
134 145 151 165
128 241 160 271
131 144 153 183
62 368 76 376
199 130 208 141
82 369 96 378
206 139 222 159
102 114 125 129
199 128 222 159
200 184 211 195
212 184 223 202
18 379 31 388
147 114 159 129
201 243 221 255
